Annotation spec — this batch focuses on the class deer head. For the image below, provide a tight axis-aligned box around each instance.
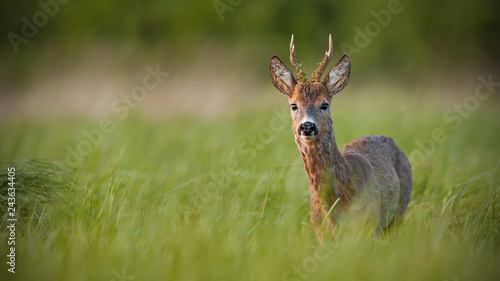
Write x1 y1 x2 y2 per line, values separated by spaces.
270 34 351 143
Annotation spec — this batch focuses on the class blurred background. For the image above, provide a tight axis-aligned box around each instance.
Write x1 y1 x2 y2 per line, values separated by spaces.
1 0 499 118
1 2 500 280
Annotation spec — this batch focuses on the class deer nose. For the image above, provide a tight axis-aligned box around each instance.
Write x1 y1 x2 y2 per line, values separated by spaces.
299 122 318 136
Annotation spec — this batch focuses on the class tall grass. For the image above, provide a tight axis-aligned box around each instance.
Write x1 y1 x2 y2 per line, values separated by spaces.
0 88 499 281
0 159 74 221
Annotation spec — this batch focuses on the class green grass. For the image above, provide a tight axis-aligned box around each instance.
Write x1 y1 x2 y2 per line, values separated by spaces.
0 88 499 281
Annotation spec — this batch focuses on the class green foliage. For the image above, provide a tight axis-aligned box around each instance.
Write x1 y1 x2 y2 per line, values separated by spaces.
0 88 499 280
0 159 74 225
1 0 499 82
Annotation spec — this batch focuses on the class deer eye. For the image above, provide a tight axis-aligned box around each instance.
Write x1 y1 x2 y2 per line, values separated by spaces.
291 104 298 111
320 103 329 111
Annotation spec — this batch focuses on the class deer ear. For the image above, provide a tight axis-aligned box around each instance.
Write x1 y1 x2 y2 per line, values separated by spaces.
270 55 297 97
323 54 350 97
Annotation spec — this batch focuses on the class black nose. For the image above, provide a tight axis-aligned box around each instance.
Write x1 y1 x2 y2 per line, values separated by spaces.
299 122 318 136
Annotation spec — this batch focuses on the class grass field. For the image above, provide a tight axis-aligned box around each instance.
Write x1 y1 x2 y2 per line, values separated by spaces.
1 83 499 281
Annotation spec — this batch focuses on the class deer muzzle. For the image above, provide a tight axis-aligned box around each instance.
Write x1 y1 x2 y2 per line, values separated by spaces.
298 122 318 138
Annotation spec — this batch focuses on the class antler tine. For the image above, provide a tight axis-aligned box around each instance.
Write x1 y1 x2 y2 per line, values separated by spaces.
312 34 333 82
289 35 299 75
289 34 306 83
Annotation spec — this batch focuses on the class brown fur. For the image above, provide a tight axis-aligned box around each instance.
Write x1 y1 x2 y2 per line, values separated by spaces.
269 35 412 241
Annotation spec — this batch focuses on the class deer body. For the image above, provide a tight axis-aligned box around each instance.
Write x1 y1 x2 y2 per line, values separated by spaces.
270 35 412 239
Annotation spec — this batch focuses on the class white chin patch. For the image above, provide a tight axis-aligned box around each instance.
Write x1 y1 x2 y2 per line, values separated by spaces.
300 134 317 141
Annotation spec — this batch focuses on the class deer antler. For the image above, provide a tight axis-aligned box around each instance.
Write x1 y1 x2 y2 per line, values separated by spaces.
311 34 333 82
290 34 307 83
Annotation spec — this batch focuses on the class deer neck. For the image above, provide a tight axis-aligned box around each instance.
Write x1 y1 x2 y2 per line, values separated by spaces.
296 125 351 206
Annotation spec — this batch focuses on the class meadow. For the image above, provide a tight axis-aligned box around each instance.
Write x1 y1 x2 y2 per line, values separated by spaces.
0 80 499 281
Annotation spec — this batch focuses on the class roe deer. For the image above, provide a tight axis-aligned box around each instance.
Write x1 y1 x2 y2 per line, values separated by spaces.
269 34 412 240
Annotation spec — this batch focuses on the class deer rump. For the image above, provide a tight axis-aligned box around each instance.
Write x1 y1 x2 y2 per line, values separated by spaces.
341 134 412 232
